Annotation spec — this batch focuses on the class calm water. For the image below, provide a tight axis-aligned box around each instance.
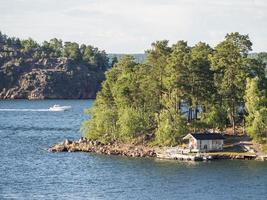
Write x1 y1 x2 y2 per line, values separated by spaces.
0 100 267 200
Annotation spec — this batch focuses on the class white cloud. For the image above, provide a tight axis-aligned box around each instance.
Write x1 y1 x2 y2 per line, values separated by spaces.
0 0 266 53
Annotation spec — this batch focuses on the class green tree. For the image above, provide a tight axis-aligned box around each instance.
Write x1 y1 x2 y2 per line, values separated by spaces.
82 56 138 142
189 42 214 124
80 44 109 70
244 77 264 123
80 44 95 64
210 32 253 134
111 56 118 67
42 38 63 57
146 40 171 110
82 105 118 143
202 105 227 131
247 108 267 142
117 107 151 141
63 42 81 61
21 38 39 53
244 77 267 141
164 40 190 99
225 32 252 56
154 92 188 146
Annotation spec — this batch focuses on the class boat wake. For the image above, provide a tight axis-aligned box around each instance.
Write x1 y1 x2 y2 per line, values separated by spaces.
0 108 60 112
0 105 71 112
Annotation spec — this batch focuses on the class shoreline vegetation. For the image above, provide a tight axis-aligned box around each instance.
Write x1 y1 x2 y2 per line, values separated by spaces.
43 32 266 161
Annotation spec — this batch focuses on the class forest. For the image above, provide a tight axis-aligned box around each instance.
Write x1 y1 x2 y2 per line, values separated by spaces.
0 31 109 68
82 32 267 146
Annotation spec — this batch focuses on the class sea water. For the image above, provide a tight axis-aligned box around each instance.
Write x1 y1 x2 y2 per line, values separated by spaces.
0 100 267 200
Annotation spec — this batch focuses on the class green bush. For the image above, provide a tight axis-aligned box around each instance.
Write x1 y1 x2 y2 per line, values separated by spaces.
247 108 267 142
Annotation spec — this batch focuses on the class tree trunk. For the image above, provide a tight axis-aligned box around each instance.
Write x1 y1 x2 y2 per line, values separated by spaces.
194 106 198 120
188 108 191 122
232 116 236 135
242 118 245 135
232 103 236 135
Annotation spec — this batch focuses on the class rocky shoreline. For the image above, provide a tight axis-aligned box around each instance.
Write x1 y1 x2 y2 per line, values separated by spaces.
48 138 157 158
49 138 267 161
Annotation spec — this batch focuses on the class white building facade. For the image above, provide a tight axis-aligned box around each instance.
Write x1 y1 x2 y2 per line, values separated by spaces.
183 133 225 152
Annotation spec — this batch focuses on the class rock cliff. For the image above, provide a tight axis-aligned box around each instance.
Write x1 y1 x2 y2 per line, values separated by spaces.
0 58 105 99
0 32 109 99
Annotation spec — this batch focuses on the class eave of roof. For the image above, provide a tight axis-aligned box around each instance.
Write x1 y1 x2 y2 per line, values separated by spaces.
183 132 225 140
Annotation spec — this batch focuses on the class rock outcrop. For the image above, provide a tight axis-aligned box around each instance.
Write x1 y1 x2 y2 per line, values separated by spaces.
0 32 109 99
49 138 157 158
0 58 105 99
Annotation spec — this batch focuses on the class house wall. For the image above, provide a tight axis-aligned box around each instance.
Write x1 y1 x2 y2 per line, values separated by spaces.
212 140 224 150
188 138 197 150
190 139 223 152
198 139 223 152
187 135 224 152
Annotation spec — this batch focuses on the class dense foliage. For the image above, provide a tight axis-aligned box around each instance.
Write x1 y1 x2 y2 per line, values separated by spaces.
0 32 109 69
82 32 267 146
244 77 267 142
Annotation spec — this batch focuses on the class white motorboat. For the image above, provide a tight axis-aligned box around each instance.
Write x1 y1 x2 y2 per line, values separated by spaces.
49 104 71 111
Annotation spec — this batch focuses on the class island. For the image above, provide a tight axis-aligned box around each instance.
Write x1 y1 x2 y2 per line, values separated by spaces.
0 31 109 99
49 32 267 161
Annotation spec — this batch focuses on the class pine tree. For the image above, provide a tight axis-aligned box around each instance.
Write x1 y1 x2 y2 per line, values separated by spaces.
210 32 253 134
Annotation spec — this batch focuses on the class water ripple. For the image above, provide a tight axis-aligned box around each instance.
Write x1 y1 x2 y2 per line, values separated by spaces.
1 100 267 200
0 125 76 132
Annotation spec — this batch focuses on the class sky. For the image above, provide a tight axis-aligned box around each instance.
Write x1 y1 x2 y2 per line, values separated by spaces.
0 0 266 53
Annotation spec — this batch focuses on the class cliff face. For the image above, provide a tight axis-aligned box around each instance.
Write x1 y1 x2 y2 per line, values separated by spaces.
0 32 109 99
0 58 105 99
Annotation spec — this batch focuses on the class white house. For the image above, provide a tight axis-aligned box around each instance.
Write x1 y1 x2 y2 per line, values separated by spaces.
183 132 225 152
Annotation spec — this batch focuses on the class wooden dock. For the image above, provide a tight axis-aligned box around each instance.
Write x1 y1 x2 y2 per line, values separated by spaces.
156 148 204 161
155 147 260 162
156 152 199 161
255 155 267 161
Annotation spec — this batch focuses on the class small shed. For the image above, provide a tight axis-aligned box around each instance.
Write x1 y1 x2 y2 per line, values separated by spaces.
183 132 225 152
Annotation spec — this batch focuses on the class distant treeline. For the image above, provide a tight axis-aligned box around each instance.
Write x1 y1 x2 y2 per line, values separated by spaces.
110 52 267 66
0 31 109 69
82 32 267 146
108 54 146 64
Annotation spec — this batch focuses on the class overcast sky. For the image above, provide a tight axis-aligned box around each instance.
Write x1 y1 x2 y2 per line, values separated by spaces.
0 0 266 53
